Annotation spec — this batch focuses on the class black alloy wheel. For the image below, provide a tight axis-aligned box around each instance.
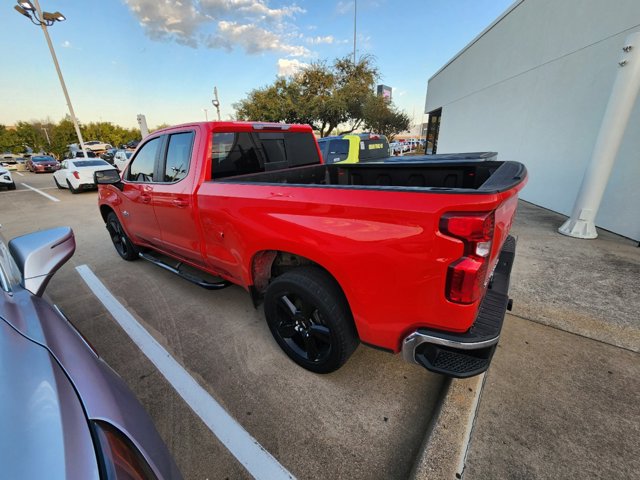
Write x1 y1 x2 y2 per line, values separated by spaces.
264 266 358 374
106 211 139 261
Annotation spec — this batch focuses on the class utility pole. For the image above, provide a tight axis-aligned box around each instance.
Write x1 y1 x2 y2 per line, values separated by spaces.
203 108 209 121
353 0 357 64
212 87 221 121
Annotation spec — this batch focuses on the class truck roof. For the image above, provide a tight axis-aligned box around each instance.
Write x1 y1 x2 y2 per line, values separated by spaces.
152 121 314 135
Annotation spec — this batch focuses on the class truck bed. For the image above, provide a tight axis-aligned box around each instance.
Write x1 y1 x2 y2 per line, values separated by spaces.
217 160 526 194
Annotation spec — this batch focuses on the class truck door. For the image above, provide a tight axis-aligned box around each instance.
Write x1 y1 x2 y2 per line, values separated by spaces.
151 130 206 267
119 136 163 248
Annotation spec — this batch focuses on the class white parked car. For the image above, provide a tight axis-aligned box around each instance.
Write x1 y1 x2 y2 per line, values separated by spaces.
53 159 115 193
0 166 16 190
113 149 134 172
83 140 113 152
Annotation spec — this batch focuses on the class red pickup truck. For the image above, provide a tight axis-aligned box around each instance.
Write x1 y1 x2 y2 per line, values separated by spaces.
95 121 527 378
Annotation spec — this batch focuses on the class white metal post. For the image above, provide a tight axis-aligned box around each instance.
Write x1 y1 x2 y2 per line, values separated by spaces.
137 114 149 138
559 31 640 239
213 87 221 121
32 0 88 158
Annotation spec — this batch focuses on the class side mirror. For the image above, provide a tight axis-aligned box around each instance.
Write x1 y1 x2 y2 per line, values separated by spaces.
94 169 123 190
8 227 75 297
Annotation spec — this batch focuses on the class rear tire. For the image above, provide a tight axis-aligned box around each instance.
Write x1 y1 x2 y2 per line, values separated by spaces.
106 211 139 261
54 177 63 189
264 266 358 374
66 179 80 194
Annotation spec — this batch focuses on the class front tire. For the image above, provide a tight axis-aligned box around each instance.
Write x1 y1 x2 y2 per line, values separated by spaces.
8 182 16 190
264 266 358 374
106 211 139 261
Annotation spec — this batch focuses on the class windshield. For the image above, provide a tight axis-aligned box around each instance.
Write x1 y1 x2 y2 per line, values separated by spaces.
32 156 55 163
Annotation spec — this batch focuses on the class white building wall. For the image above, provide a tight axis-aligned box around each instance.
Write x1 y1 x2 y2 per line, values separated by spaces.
425 0 640 240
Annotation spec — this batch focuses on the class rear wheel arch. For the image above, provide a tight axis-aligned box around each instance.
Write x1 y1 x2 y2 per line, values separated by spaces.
251 250 340 295
250 251 354 315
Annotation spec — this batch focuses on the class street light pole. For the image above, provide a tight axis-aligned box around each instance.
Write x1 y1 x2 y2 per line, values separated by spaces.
353 0 357 64
17 0 88 158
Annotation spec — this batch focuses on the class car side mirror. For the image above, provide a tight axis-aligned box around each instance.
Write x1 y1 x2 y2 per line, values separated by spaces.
8 227 75 297
94 169 123 190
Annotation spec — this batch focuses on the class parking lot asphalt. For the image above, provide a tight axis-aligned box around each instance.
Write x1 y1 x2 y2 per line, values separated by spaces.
0 172 446 479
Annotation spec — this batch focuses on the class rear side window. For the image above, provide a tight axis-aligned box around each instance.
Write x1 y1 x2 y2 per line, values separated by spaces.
127 137 161 182
164 132 194 182
211 131 320 180
359 139 389 161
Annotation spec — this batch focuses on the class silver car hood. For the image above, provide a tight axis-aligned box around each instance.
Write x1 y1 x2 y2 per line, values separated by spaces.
0 319 99 479
1 287 182 479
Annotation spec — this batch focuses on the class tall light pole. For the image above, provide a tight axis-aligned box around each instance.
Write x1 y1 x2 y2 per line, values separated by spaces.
353 0 357 64
14 0 88 158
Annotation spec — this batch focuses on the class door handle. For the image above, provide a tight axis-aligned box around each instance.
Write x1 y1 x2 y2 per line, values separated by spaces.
140 193 151 204
172 198 188 208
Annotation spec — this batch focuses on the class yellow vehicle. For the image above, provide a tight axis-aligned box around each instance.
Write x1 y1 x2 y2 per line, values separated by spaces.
318 133 390 164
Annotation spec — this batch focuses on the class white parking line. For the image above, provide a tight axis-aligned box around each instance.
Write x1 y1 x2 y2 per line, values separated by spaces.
15 171 24 176
75 265 295 480
22 183 60 202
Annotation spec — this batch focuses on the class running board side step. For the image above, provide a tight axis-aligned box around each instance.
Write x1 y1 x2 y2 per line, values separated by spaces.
138 252 231 290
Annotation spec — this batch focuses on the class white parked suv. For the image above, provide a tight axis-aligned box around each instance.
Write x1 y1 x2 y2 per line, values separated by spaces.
0 166 16 190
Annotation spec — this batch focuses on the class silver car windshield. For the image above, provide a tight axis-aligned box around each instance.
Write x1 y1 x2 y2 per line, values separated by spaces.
0 232 22 291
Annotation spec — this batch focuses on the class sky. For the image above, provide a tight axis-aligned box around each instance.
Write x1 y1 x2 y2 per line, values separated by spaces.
1 0 514 129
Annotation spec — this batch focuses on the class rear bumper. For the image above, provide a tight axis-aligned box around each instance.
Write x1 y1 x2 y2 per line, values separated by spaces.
401 235 516 378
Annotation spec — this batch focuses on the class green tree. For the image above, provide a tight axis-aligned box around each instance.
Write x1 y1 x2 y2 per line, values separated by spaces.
0 125 21 154
362 96 411 141
235 55 396 138
50 117 79 157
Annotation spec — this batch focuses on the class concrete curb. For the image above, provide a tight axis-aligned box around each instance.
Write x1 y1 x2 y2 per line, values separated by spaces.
410 373 486 479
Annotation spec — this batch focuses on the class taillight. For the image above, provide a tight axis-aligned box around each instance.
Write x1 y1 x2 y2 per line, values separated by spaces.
72 171 80 179
440 211 495 304
92 421 158 479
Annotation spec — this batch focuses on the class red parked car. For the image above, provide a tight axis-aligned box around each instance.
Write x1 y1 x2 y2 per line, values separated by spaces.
95 121 527 378
26 155 60 173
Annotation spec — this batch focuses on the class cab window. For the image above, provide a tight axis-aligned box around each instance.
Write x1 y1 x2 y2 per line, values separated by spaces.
211 132 263 179
163 132 194 182
210 131 320 179
127 137 161 182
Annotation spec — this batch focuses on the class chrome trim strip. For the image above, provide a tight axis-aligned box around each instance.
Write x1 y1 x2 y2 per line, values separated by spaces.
401 330 500 364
